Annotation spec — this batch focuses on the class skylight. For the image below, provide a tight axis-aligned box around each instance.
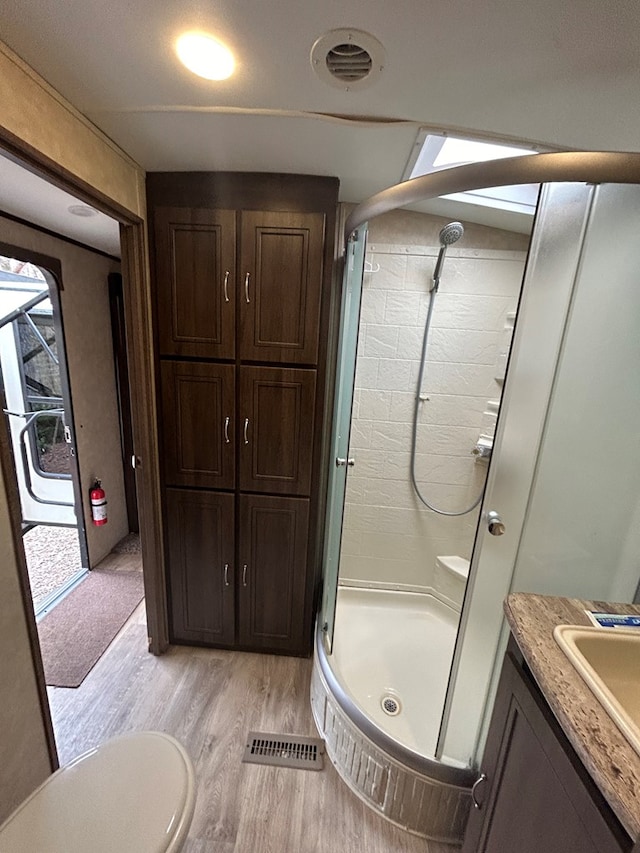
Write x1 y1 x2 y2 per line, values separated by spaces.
405 132 540 216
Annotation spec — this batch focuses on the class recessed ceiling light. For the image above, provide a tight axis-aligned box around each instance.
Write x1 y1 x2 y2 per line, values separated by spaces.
176 32 235 81
68 204 97 217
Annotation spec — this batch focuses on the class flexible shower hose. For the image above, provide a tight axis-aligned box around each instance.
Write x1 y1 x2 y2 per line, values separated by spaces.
409 286 485 517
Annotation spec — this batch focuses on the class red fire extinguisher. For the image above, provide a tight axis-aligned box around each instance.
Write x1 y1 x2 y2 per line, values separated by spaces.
90 479 108 526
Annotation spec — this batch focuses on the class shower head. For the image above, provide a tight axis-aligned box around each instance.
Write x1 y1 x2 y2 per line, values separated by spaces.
438 221 464 247
431 222 464 292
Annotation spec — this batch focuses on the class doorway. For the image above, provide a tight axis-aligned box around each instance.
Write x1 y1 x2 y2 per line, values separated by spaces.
0 252 88 614
0 219 144 707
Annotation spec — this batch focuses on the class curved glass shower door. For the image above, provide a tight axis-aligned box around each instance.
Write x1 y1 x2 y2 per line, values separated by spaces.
318 209 531 763
320 225 367 653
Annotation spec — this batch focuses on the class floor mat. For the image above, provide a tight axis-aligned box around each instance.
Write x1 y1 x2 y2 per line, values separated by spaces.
38 569 144 687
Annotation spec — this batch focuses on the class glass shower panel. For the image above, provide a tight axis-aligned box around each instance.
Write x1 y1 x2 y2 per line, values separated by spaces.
320 226 368 652
437 183 595 767
511 183 640 602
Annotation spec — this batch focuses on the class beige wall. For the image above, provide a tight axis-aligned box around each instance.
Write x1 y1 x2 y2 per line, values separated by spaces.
0 216 129 564
0 457 52 818
0 43 145 220
341 208 527 592
368 208 531 251
0 38 146 819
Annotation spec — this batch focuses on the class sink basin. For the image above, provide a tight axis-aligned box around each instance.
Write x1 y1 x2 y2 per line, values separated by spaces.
553 625 640 758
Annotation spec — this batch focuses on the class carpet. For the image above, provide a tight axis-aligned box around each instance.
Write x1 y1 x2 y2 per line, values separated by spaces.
38 569 144 688
111 533 142 554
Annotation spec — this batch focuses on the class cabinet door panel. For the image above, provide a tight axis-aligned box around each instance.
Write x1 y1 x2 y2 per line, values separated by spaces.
238 494 309 653
161 361 235 489
166 489 235 645
239 366 315 495
155 207 236 358
463 647 629 853
239 211 324 364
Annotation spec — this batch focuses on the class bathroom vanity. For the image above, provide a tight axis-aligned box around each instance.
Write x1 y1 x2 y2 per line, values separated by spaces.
462 594 640 853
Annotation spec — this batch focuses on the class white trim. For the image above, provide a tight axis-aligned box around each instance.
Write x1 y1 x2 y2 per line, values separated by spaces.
337 579 461 613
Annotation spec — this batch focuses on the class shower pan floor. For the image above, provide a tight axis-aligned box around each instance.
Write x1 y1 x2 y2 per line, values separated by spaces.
331 586 459 759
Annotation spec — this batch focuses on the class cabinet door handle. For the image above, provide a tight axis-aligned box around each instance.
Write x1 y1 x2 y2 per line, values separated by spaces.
224 416 230 444
242 564 248 586
224 563 230 587
243 418 250 445
223 270 230 303
471 773 487 810
244 272 251 303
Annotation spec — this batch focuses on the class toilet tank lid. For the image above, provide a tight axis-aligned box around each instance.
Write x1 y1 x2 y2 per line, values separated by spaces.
0 731 196 853
435 555 470 579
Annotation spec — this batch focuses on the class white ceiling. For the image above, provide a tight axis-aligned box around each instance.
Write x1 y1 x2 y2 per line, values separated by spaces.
1 0 640 248
0 154 121 257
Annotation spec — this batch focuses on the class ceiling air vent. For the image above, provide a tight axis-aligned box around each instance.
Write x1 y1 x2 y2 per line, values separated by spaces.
311 29 385 91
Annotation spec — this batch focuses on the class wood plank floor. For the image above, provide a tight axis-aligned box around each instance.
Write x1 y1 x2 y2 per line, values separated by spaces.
48 604 459 852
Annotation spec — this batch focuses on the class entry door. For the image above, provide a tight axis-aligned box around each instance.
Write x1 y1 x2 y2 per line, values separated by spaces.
0 265 81 529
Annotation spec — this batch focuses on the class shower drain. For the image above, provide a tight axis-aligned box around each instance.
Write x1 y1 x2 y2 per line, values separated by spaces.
381 694 401 716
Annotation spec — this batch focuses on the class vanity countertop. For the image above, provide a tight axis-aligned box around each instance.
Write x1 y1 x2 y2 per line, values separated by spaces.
504 592 640 840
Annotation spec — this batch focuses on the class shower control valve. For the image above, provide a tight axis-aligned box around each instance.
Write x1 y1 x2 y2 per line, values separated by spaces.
335 457 355 467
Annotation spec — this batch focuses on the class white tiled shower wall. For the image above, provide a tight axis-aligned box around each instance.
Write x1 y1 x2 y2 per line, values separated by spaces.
339 242 526 594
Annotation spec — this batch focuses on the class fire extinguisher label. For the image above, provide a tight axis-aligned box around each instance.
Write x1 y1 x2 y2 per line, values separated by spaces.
92 501 107 522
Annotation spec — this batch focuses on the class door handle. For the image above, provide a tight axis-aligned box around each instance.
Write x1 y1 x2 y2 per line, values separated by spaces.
223 270 230 303
224 416 230 444
244 418 250 445
224 563 230 587
244 272 251 303
242 564 248 587
487 511 505 536
471 773 487 809
336 457 355 467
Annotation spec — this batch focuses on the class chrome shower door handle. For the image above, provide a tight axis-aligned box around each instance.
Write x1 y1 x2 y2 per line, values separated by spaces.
224 563 230 587
243 418 249 444
223 270 230 303
244 272 251 303
335 457 355 467
242 564 248 587
487 511 506 536
224 416 230 444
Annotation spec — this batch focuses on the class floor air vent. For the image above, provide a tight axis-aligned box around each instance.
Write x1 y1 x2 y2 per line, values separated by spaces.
243 732 325 771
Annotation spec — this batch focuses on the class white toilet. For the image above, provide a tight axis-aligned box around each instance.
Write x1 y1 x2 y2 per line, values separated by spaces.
0 731 196 852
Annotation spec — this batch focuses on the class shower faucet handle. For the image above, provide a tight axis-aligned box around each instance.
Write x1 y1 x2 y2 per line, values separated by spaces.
335 457 355 467
487 510 505 536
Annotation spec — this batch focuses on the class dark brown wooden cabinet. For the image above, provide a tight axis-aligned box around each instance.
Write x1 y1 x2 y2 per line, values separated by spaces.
463 639 632 853
239 211 325 364
239 366 315 495
161 361 235 490
155 207 325 365
148 173 339 656
166 488 235 646
155 207 236 360
238 494 309 653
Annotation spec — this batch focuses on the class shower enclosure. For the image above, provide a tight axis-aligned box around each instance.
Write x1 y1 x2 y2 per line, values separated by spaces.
312 155 640 842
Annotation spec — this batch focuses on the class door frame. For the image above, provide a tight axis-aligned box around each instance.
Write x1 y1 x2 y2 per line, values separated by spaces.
107 272 139 534
0 240 89 562
0 140 168 768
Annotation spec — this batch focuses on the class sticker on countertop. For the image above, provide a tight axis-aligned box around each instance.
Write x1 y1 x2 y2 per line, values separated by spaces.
585 611 640 628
